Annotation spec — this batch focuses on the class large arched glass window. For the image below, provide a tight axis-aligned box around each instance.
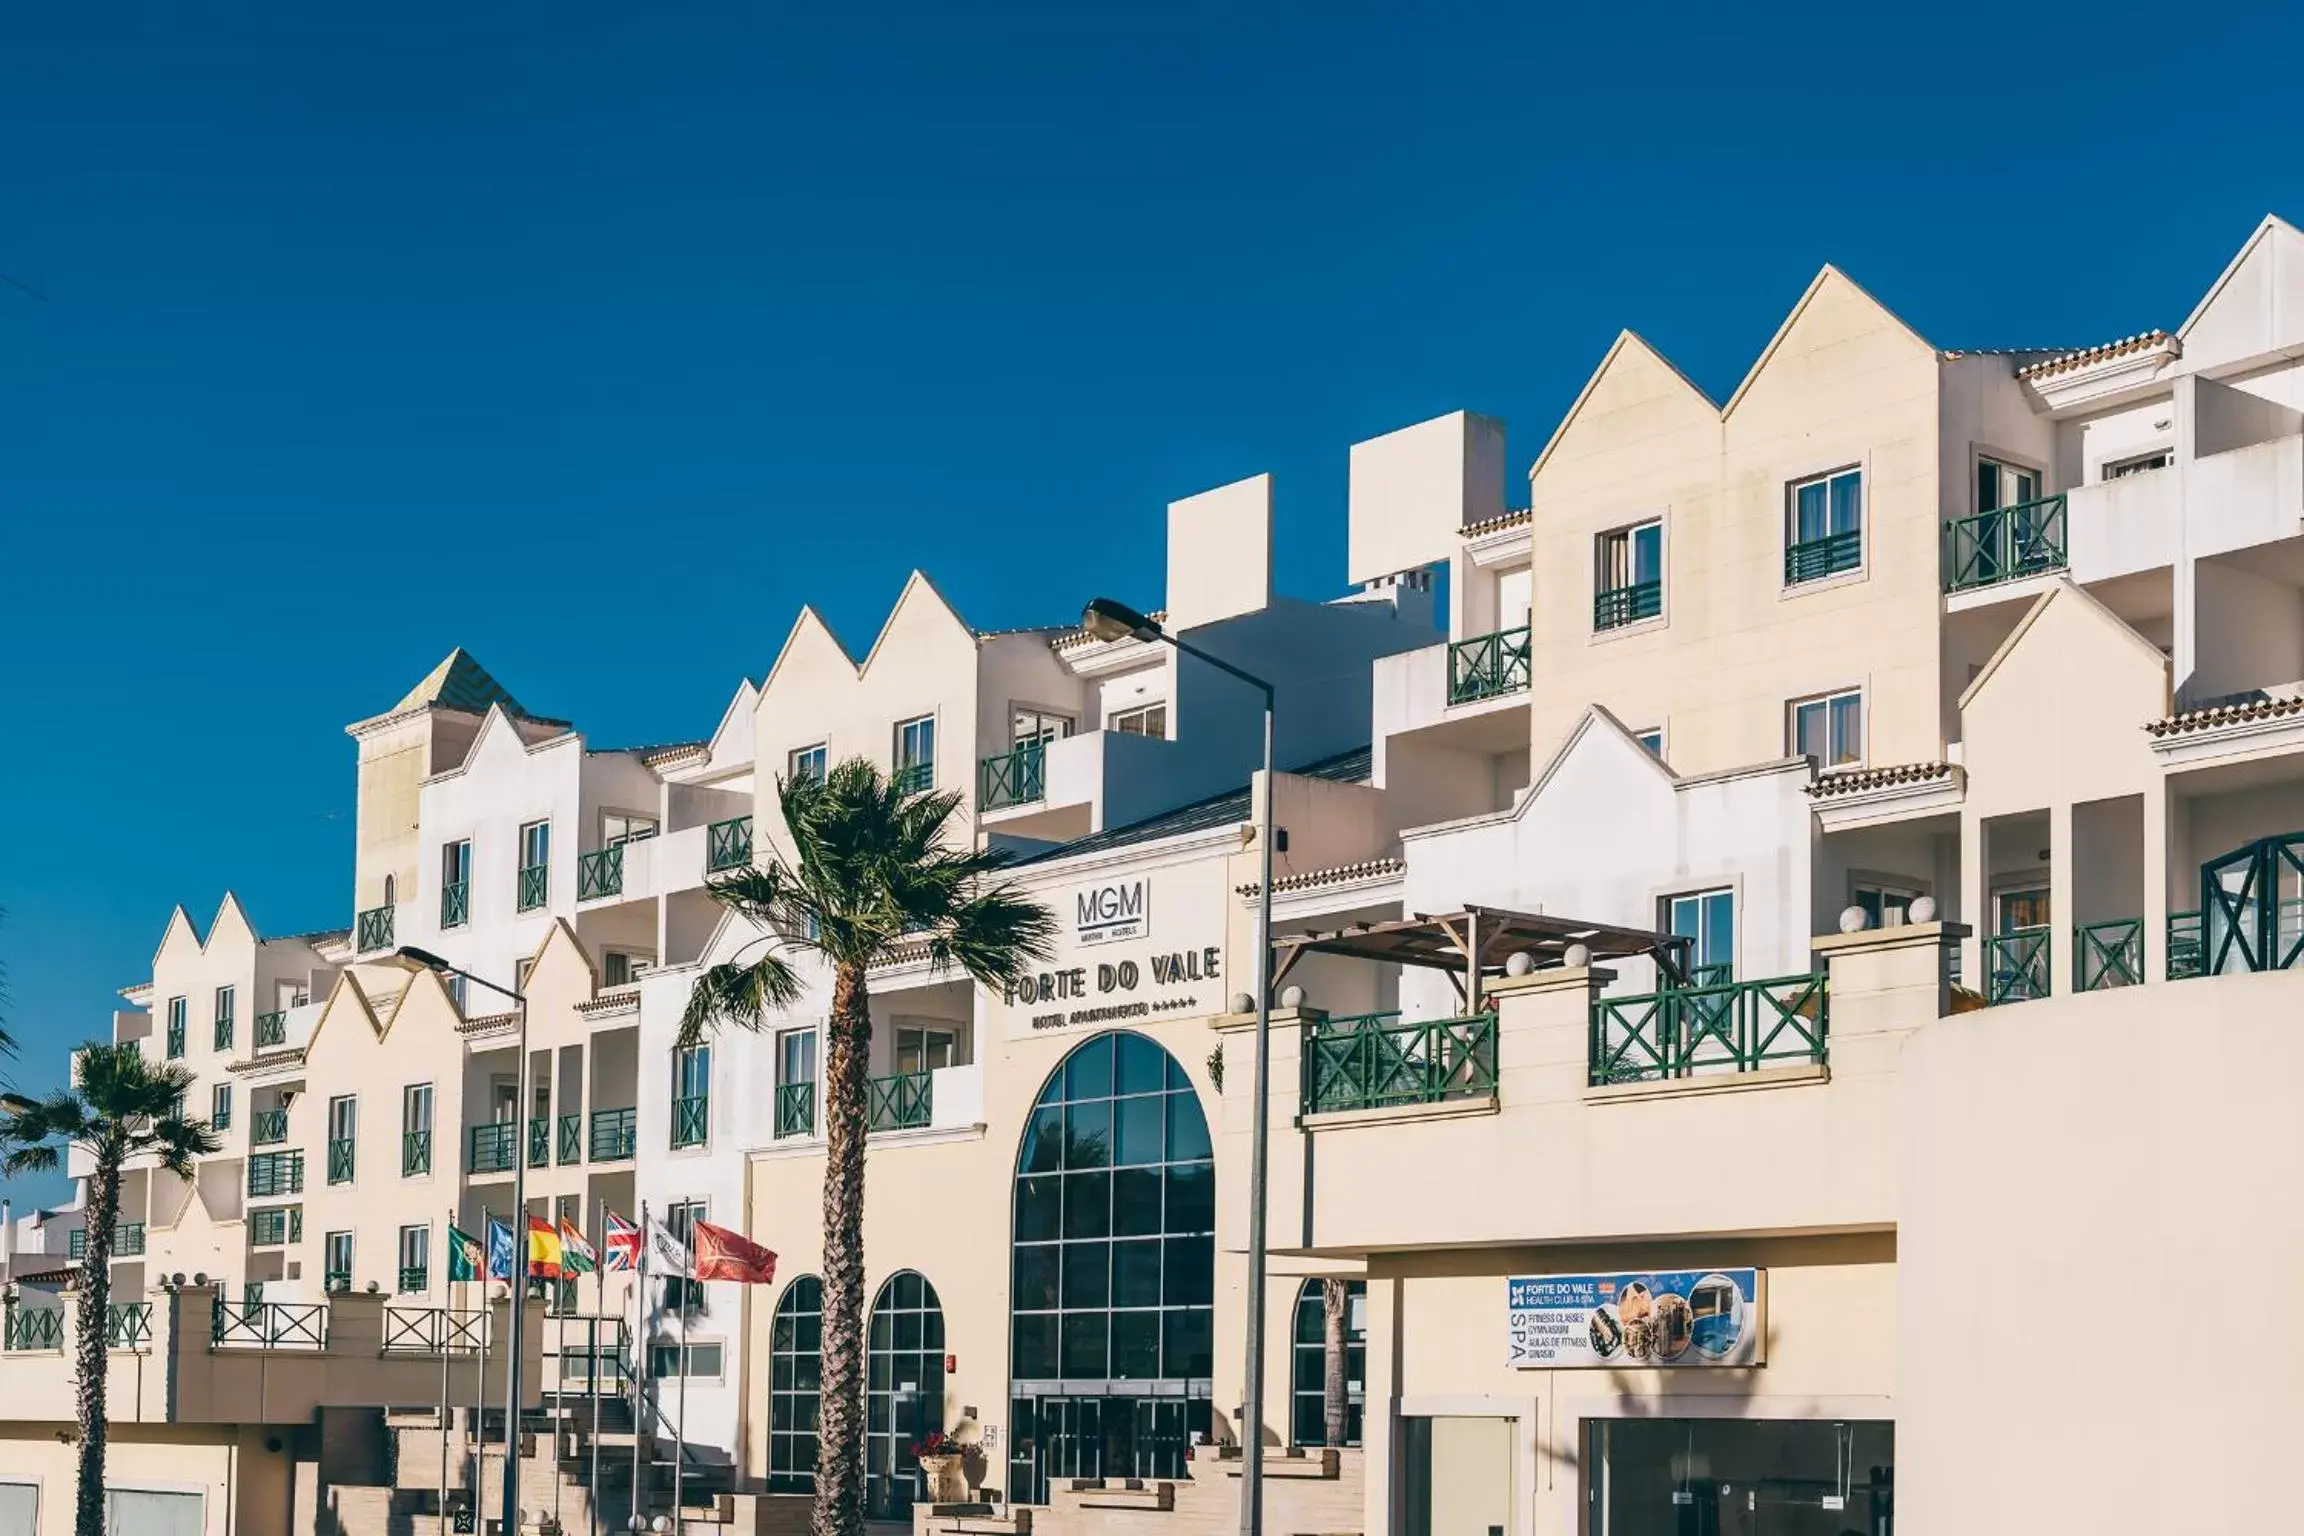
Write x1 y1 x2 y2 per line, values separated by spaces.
1291 1278 1366 1447
767 1275 823 1492
1009 1031 1214 1503
866 1270 947 1518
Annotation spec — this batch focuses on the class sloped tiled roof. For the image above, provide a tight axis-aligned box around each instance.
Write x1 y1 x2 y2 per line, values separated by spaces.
1236 855 1404 898
2145 694 2304 738
1461 508 1533 538
1805 762 1956 799
2015 330 2171 381
394 648 529 716
1016 745 1373 865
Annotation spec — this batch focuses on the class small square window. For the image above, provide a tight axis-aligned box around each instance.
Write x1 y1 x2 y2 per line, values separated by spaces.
1789 689 1864 770
1594 521 1663 631
1109 702 1167 738
788 744 827 783
2103 449 2171 480
1786 467 1863 584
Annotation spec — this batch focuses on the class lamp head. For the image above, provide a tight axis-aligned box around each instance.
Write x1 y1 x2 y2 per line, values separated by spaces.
0 1094 37 1116
1081 598 1162 645
388 945 454 975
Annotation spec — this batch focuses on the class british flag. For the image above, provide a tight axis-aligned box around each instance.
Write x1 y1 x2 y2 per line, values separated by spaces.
604 1210 642 1273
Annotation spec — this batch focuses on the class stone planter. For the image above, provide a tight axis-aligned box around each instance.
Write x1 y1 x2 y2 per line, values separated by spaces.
917 1453 968 1504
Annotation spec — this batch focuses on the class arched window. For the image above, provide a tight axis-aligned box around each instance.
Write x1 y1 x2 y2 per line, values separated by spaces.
866 1271 947 1519
383 874 397 908
767 1275 824 1492
1291 1278 1366 1447
1009 1031 1213 1503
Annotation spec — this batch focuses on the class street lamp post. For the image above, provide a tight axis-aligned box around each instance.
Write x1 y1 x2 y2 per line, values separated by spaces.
1080 599 1276 1536
392 944 530 1536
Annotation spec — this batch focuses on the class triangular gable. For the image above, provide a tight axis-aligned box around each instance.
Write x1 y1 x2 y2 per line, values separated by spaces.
1519 703 1679 819
1720 265 1937 418
2174 214 2304 369
154 905 202 966
394 647 529 718
1528 330 1719 481
441 698 570 780
857 570 976 675
527 917 600 995
704 679 760 769
302 970 385 1056
379 963 461 1039
759 605 861 698
206 894 258 953
1958 579 2169 713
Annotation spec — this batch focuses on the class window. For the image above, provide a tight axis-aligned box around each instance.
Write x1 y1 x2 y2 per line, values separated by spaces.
1786 467 1862 583
1790 688 1863 769
327 1095 357 1185
324 1231 355 1291
403 1083 433 1176
1291 1279 1367 1448
895 1025 957 1076
165 996 187 1059
893 715 936 790
777 1028 818 1138
441 840 472 928
1978 455 2043 512
673 1046 711 1149
650 1338 726 1378
2104 448 2172 479
1594 520 1663 630
211 1083 233 1131
604 951 652 987
1633 728 1664 759
398 1224 430 1292
517 820 550 910
666 1199 708 1312
383 873 397 908
603 812 659 846
1109 702 1168 738
768 1276 825 1492
1996 886 2050 934
789 744 828 783
445 973 469 1013
866 1271 948 1518
212 986 236 1051
1012 708 1074 749
1664 888 1735 984
1854 881 1922 930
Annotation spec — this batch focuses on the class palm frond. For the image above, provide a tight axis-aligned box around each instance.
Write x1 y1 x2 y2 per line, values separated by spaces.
142 1115 222 1178
676 957 804 1050
1 1143 59 1178
930 882 1059 989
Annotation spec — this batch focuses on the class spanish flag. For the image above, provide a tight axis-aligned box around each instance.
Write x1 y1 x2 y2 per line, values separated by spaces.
526 1214 564 1280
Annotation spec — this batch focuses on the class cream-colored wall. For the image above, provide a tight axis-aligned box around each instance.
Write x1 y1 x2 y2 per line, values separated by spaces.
1166 475 1273 632
352 714 435 917
0 1423 285 1536
1524 275 1948 781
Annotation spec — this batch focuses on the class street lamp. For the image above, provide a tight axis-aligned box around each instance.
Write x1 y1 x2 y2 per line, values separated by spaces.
1081 598 1277 1536
389 944 529 1536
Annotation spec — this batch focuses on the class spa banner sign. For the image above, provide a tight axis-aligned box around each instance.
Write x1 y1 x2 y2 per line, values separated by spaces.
1505 1269 1764 1369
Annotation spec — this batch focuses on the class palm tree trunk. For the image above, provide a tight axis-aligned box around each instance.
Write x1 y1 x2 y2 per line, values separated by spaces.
813 962 872 1536
75 1155 117 1536
1321 1279 1348 1449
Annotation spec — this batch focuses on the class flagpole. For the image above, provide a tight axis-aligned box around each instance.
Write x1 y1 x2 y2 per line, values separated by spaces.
555 1273 566 1536
590 1194 604 1536
476 1203 491 1531
440 1207 453 1523
632 1199 649 1533
674 1289 689 1536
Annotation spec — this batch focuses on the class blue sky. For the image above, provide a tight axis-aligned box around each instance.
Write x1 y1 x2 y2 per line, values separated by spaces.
1 1 2298 1204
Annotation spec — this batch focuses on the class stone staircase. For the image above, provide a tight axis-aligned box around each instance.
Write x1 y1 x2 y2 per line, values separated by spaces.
915 1451 1360 1536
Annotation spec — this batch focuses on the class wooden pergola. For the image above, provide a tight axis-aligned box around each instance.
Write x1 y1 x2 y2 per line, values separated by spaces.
1269 903 1686 1014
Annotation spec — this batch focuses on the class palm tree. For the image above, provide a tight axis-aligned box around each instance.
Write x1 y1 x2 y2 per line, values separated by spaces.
2 1043 217 1536
680 757 1055 1536
1321 1278 1350 1448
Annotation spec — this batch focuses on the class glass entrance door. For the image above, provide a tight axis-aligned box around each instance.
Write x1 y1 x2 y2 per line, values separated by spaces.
1010 1396 1204 1505
1585 1418 1894 1535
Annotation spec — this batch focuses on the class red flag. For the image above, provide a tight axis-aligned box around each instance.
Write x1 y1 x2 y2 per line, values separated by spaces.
526 1214 565 1280
690 1220 778 1284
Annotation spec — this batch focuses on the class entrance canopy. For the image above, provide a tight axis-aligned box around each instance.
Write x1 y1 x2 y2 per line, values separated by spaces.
1270 904 1685 1013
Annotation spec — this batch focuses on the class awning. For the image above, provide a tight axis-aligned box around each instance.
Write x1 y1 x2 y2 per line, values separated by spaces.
1270 904 1686 1012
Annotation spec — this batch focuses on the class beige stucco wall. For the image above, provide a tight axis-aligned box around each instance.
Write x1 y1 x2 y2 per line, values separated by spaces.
0 1422 287 1536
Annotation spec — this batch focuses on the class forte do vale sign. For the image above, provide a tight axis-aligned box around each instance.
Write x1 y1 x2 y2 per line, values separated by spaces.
999 875 1221 1030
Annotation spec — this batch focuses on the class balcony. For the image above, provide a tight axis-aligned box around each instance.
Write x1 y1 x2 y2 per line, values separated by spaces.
398 1266 429 1295
866 1071 933 1132
250 1206 299 1246
1785 528 1862 585
468 1123 517 1174
578 846 624 902
1944 495 2068 593
979 743 1047 810
213 1014 235 1052
1305 1013 1499 1114
589 1107 636 1161
893 761 935 795
2075 919 2143 991
517 863 548 912
1593 580 1662 632
327 1137 356 1185
2198 832 2304 974
214 1299 327 1349
1984 928 2051 1005
1446 625 1531 706
671 1095 709 1149
248 1151 305 1198
107 1303 152 1349
441 880 470 929
774 1081 814 1139
527 1118 552 1169
1588 973 1828 1086
255 1012 288 1049
2169 911 2204 979
402 1129 431 1176
707 815 753 873
557 1114 582 1165
3 1309 62 1352
166 1019 185 1059
112 1223 147 1258
253 1108 289 1145
356 904 395 953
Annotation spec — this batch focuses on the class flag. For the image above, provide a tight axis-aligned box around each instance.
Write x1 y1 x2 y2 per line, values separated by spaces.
448 1224 485 1284
527 1214 565 1280
645 1217 694 1279
487 1219 517 1282
604 1211 641 1273
691 1221 778 1285
558 1216 598 1276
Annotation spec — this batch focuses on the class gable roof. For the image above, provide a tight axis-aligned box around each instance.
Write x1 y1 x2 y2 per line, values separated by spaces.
1015 745 1374 865
1719 265 1936 417
1958 579 2170 712
394 647 531 717
1527 330 1718 481
2176 213 2304 341
1523 703 1677 812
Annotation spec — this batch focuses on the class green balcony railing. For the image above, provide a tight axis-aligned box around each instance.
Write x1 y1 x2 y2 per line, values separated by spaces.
402 1129 432 1177
68 1229 86 1261
251 1207 295 1246
590 1107 636 1161
775 1081 815 1139
517 863 549 912
578 846 624 902
255 1011 288 1048
327 1138 356 1185
356 904 395 953
252 1108 289 1145
112 1222 146 1257
558 1113 583 1165
1588 973 1828 1087
2169 910 2203 979
212 1300 326 1349
1305 1012 1499 1113
469 1123 517 1174
1785 528 1862 585
2198 832 2304 975
106 1302 153 1349
166 1019 186 1059
1945 495 2068 592
979 743 1047 810
671 1095 709 1149
324 1270 353 1294
248 1151 305 1197
528 1117 553 1168
4 1309 63 1352
893 761 935 794
707 815 753 873
866 1071 933 1132
214 1013 235 1052
1593 580 1663 632
398 1266 429 1295
1447 625 1532 705
1985 927 2052 1005
2075 918 2143 992
441 880 470 929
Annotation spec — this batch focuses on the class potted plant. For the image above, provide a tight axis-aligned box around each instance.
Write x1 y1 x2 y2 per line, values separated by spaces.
911 1430 970 1504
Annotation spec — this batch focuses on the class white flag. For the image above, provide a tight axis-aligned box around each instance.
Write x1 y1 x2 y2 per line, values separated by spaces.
645 1218 694 1279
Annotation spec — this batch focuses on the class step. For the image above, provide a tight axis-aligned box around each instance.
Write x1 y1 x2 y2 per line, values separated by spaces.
1075 1484 1174 1512
929 1511 1033 1536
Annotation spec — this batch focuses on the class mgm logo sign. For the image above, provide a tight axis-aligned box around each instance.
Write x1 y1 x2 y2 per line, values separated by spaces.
1075 877 1150 945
